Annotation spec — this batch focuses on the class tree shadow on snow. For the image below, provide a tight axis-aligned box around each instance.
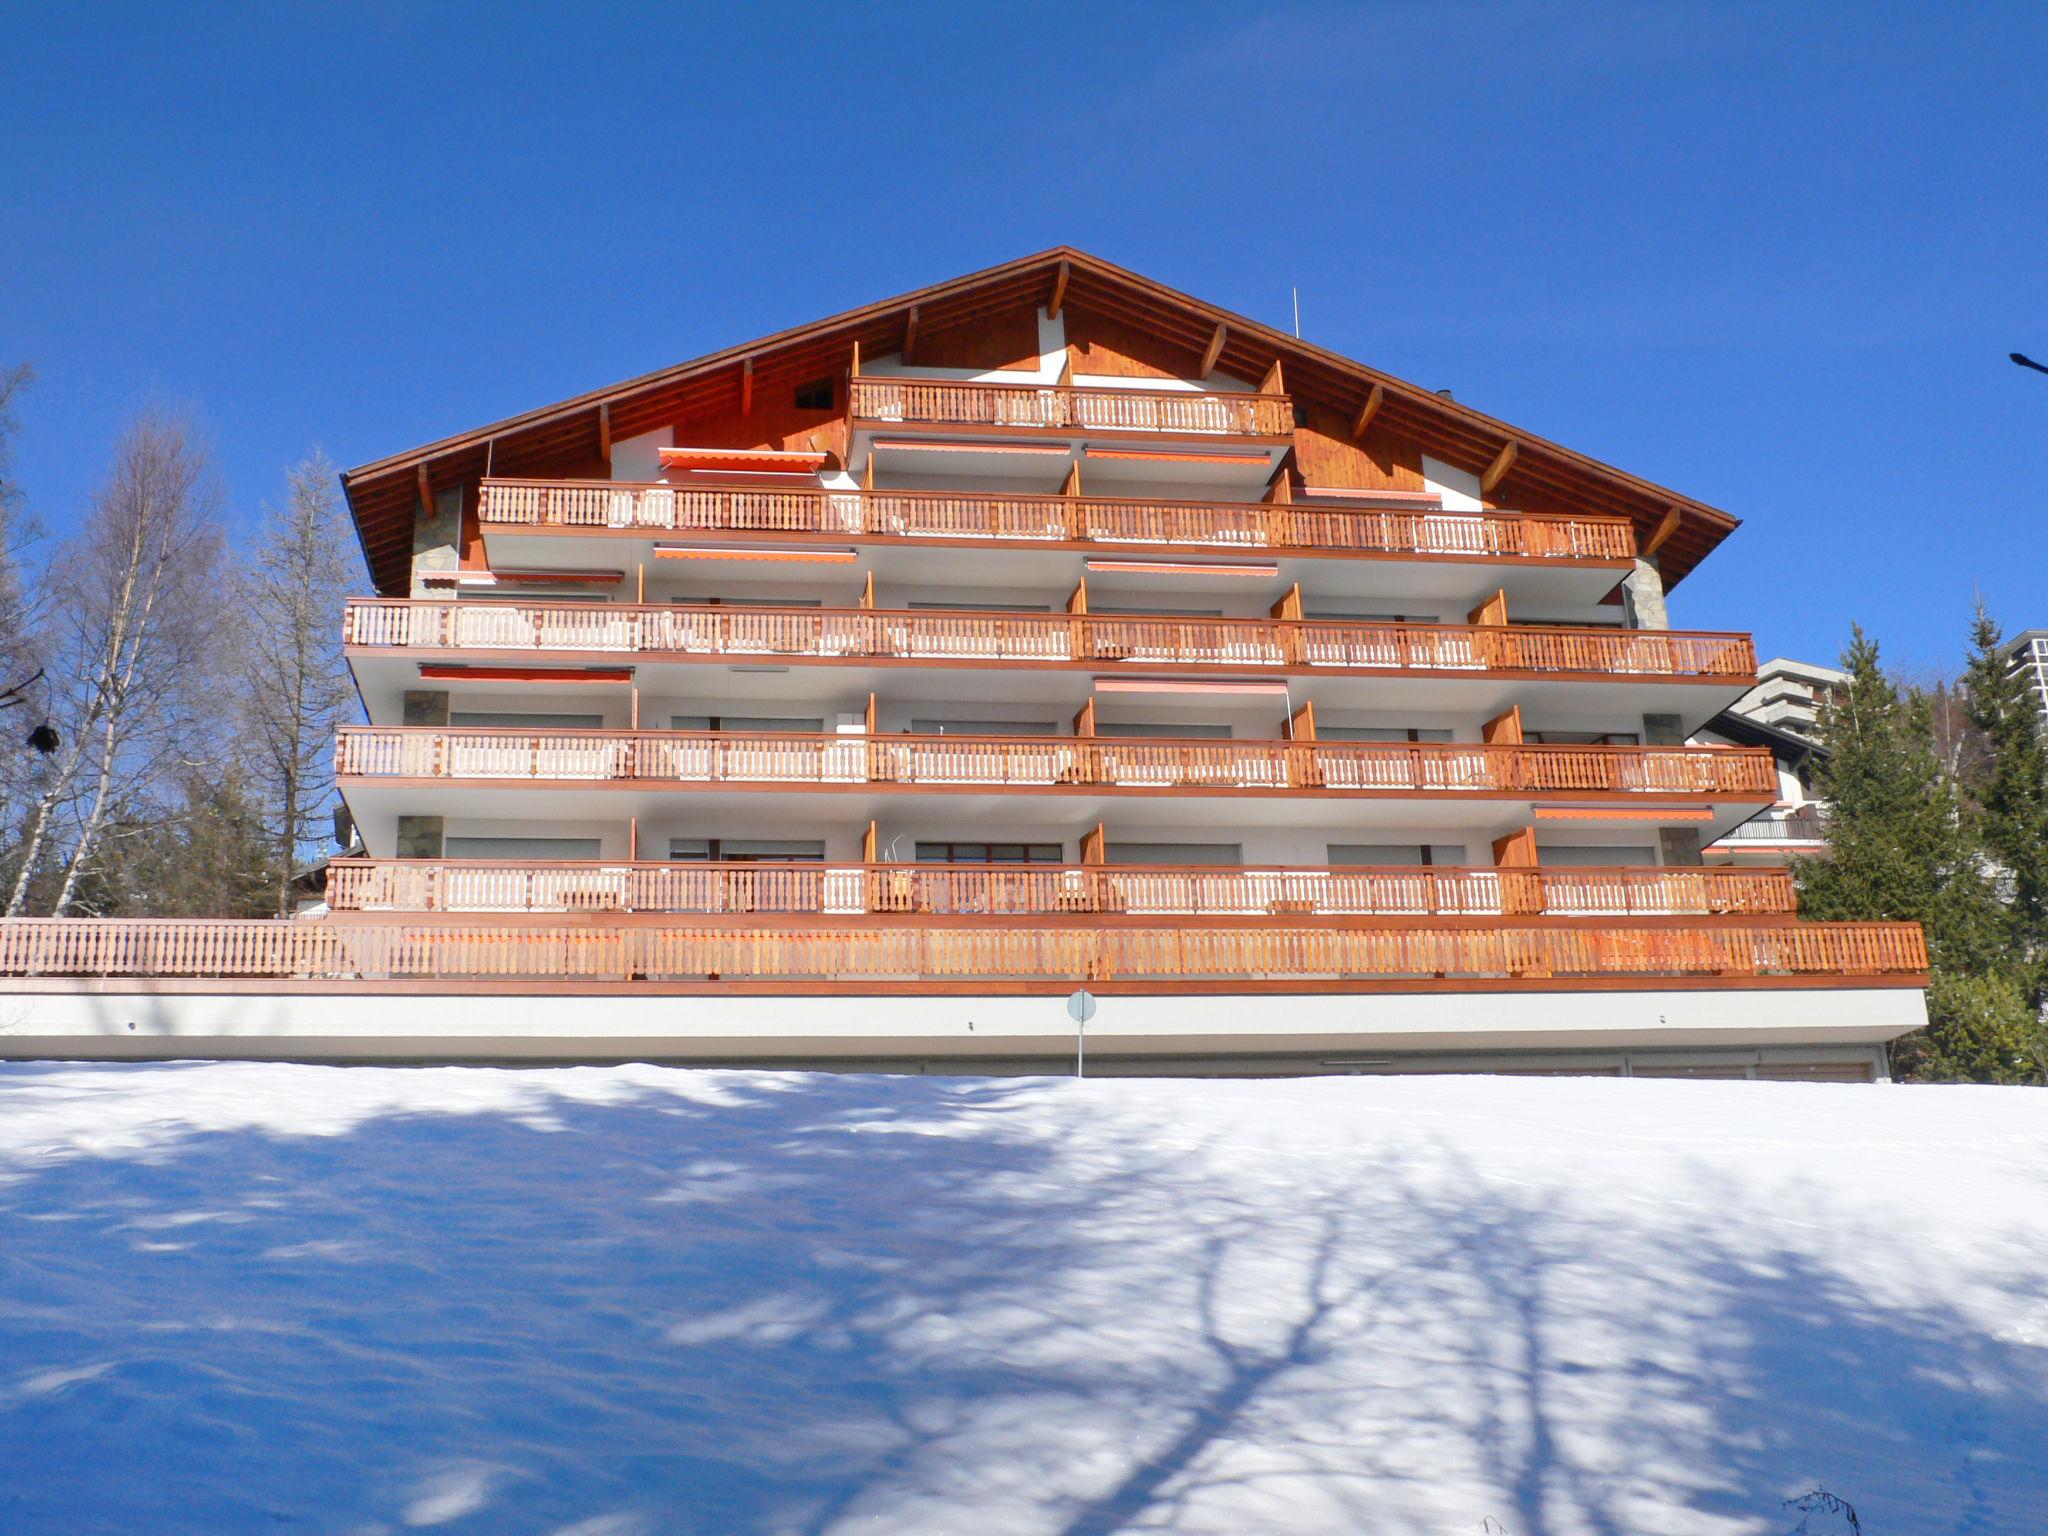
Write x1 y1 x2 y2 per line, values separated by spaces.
0 1065 2041 1536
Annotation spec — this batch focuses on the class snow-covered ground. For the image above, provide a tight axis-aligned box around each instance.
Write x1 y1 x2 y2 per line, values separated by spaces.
0 1065 2043 1536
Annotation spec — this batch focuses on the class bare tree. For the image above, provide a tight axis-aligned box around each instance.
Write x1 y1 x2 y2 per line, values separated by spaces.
0 362 41 677
238 451 356 913
0 362 49 888
5 410 226 916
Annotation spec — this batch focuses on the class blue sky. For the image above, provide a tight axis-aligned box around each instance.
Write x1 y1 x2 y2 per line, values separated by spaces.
3 2 2043 672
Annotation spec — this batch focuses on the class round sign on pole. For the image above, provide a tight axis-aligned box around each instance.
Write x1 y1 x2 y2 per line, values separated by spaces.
1066 988 1097 1024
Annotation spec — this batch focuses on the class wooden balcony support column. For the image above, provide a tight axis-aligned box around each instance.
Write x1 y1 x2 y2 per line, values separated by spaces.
1483 705 1525 746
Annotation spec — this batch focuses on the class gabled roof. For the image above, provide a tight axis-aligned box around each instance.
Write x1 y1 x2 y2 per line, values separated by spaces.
1705 709 1827 763
341 247 1739 596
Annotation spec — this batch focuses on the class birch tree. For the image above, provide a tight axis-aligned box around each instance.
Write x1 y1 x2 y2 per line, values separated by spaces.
0 362 48 889
5 411 225 916
238 451 355 913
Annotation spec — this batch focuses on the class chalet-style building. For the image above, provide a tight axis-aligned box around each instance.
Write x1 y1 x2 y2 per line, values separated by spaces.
0 250 1927 1076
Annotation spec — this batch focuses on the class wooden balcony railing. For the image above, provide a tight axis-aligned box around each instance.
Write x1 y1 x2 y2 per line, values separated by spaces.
0 916 1928 987
477 480 1636 562
324 859 1798 920
848 376 1296 437
344 599 1758 681
335 727 1780 798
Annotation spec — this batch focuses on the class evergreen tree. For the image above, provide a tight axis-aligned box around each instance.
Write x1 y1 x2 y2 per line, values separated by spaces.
1796 626 2039 1081
1961 603 2048 1005
86 771 282 918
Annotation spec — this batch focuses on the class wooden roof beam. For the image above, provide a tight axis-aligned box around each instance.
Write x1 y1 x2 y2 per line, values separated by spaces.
1198 322 1227 378
1352 383 1384 438
417 462 433 513
1481 440 1519 495
597 403 612 462
1048 259 1069 319
740 356 753 415
1643 504 1684 557
902 305 920 364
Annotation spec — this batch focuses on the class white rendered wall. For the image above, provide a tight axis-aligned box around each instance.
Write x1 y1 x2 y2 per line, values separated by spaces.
1421 455 1485 512
610 426 673 483
0 985 1927 1064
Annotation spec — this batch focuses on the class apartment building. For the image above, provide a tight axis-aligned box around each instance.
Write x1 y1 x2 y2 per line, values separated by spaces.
2003 629 2048 732
0 251 1927 1075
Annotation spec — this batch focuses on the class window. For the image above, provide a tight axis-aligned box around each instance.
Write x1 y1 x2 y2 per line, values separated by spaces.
794 377 835 410
1104 842 1243 865
1528 730 1640 746
670 715 824 733
1096 721 1233 739
915 842 1064 864
1328 843 1468 866
449 711 604 729
444 836 603 860
1306 608 1428 623
1316 726 1455 743
1535 845 1658 867
669 838 826 862
909 718 1058 736
458 589 609 604
907 600 1054 612
673 596 822 608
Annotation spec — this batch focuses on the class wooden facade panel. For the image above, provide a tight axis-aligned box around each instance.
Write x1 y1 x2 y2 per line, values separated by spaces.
905 306 1042 371
666 390 848 460
1063 304 1198 380
1291 403 1428 492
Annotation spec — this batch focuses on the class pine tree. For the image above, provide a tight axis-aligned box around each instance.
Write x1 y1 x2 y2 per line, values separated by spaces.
1961 604 2048 1007
1796 626 2038 1081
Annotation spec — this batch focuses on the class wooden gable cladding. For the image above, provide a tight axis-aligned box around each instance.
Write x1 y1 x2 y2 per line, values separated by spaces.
655 387 848 463
901 305 1040 371
1061 303 1192 381
1289 399 1428 493
342 246 1738 595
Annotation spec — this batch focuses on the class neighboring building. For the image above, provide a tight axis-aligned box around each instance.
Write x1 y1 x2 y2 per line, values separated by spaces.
2002 629 2048 732
1726 656 1845 740
1696 711 1829 867
0 249 1928 1076
1695 654 1838 867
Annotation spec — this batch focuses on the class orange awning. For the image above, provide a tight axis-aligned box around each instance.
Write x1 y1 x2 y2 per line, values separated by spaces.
657 446 828 474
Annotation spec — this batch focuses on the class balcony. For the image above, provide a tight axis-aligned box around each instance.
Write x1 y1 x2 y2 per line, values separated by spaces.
475 480 1636 564
1714 809 1827 845
847 377 1296 439
335 727 1779 799
324 858 1798 920
0 915 1927 991
344 599 1757 682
